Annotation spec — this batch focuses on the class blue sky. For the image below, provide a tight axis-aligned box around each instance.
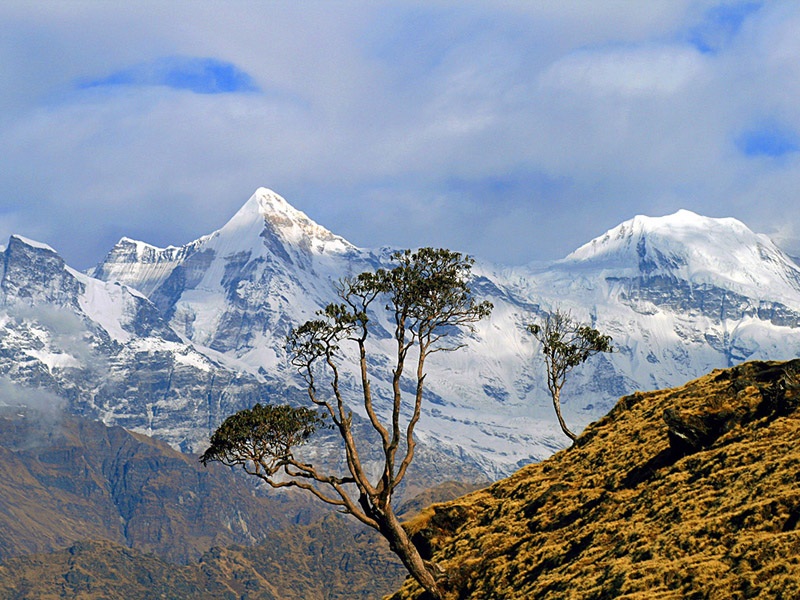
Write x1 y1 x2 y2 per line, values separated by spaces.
78 57 261 95
2 1 800 268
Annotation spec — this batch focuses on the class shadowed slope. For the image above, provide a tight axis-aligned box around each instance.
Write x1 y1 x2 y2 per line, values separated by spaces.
0 411 322 564
0 411 480 599
391 360 800 599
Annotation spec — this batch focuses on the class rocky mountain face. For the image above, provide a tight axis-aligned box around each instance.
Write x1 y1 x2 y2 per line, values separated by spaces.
0 408 480 599
0 521 406 600
0 234 268 454
0 408 324 564
390 359 800 599
91 189 800 476
5 188 800 478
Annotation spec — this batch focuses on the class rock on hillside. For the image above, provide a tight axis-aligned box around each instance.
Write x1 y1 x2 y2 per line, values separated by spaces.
391 359 800 599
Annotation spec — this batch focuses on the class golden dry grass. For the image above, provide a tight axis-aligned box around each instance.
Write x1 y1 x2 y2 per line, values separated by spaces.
390 360 800 599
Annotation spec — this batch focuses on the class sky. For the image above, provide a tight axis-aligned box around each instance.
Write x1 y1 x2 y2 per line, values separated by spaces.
2 1 800 269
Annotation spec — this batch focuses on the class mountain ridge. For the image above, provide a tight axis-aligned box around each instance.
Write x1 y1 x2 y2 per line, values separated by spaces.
6 188 800 477
390 358 800 599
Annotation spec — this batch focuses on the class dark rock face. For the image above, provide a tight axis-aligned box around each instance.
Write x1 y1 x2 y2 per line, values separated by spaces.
611 274 800 327
150 248 216 319
664 361 800 455
90 237 206 297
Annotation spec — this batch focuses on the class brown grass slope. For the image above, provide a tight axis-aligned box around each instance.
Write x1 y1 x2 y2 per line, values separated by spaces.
391 359 800 600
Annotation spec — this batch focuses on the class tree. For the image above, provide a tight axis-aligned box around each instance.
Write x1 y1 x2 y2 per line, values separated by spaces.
526 308 612 443
201 247 492 600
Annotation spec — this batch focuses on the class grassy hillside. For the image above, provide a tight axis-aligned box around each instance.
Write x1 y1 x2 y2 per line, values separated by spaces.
390 360 800 599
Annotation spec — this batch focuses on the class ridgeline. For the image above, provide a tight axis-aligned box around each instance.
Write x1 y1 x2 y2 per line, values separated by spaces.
391 360 800 599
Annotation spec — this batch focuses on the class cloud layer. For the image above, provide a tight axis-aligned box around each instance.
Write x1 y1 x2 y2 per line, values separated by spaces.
2 1 800 268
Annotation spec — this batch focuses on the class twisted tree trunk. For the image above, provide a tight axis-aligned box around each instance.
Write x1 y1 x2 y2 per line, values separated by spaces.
378 507 442 600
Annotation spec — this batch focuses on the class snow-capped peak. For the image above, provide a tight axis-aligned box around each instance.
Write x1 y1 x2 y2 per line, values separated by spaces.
567 210 749 261
9 234 58 253
563 209 800 298
217 188 355 255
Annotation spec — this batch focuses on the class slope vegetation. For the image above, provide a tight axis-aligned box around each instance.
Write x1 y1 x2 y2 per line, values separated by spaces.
391 360 800 599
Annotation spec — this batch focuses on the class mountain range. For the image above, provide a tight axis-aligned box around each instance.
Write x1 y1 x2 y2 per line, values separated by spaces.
0 405 479 599
3 188 800 479
3 359 796 598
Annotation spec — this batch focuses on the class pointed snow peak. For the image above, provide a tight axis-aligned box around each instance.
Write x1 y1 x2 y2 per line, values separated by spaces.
218 188 355 255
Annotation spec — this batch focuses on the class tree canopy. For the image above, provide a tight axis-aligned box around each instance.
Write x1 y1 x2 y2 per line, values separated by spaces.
202 247 492 600
527 308 612 442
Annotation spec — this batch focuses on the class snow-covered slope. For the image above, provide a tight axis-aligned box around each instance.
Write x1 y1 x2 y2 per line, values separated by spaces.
6 189 800 479
0 234 268 450
90 237 206 298
0 223 486 485
87 191 800 478
505 211 800 399
564 209 800 301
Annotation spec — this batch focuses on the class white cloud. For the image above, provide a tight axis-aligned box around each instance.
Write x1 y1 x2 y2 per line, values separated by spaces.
0 376 64 412
1 1 800 268
539 45 704 96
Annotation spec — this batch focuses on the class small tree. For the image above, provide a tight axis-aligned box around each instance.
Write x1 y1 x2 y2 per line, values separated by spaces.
526 308 612 443
201 248 492 600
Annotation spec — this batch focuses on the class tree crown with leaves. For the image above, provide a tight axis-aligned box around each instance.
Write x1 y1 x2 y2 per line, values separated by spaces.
202 247 492 600
527 309 612 442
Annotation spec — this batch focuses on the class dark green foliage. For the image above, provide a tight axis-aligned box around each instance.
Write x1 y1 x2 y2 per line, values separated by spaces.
527 308 612 441
527 311 612 376
200 403 326 473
